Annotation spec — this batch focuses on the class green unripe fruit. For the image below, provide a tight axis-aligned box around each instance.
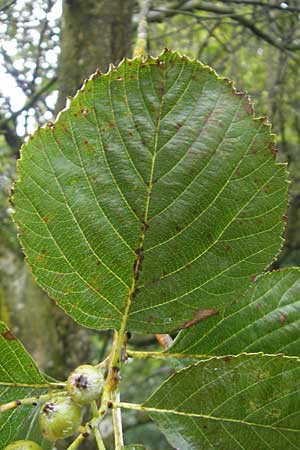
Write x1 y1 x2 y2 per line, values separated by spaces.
39 396 82 442
66 364 105 405
4 441 42 450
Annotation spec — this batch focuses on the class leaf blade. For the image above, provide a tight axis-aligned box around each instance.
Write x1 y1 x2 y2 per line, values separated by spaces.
170 268 300 357
143 354 300 449
0 321 53 449
14 51 288 332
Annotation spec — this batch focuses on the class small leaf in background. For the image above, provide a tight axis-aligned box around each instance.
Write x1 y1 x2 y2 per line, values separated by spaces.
170 268 300 357
0 321 53 449
14 50 288 334
144 354 300 450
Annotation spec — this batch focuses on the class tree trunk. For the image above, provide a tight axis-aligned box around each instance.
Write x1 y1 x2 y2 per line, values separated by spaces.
56 0 134 111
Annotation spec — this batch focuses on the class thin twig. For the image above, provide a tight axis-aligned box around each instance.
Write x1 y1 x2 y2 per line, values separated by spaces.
66 433 86 450
91 401 106 450
111 390 124 450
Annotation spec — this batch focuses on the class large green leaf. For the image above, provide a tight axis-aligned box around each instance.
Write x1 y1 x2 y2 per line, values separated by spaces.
14 50 287 333
142 354 300 450
170 268 300 357
0 321 53 449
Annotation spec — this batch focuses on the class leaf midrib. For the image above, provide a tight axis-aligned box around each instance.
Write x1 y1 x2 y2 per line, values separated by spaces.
119 402 300 434
115 60 167 339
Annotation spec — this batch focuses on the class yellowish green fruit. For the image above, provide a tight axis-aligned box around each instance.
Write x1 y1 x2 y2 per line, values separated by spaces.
4 441 42 450
66 364 105 405
39 396 82 442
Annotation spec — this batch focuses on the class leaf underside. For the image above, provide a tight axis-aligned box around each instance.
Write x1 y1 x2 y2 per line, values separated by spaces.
14 50 288 333
145 354 300 450
0 322 52 449
170 268 300 357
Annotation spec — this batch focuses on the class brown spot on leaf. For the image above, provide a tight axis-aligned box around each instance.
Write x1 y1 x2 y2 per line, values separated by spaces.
175 123 183 131
81 108 88 115
156 59 165 69
222 356 233 362
116 76 123 81
2 330 16 340
250 275 257 283
177 309 219 330
282 214 288 222
268 143 278 159
279 312 286 326
244 102 254 114
148 315 156 323
37 254 45 262
43 216 49 224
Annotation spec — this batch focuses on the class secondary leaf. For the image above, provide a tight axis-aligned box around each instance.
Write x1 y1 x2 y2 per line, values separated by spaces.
14 50 288 333
0 321 53 449
143 354 300 450
170 268 300 357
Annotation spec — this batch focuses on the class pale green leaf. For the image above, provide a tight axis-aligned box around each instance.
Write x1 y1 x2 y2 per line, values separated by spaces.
143 354 300 449
14 50 287 333
170 268 300 357
0 321 53 449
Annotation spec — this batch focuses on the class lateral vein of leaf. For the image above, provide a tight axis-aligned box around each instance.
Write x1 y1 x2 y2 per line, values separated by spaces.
116 402 300 433
108 69 149 187
177 274 286 354
192 415 215 449
243 316 300 354
148 91 230 222
18 185 122 315
219 221 281 243
232 198 286 222
0 335 43 384
85 86 141 224
132 238 280 317
209 363 300 417
159 60 193 122
47 126 131 287
243 387 300 423
276 429 299 450
65 113 136 255
133 61 155 127
122 63 153 158
222 423 246 450
221 275 300 356
22 167 65 205
135 160 280 294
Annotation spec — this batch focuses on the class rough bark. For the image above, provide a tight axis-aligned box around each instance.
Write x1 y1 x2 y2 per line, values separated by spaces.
56 0 134 111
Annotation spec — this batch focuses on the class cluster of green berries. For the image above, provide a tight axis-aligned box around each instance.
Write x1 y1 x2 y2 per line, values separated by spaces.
4 365 105 449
